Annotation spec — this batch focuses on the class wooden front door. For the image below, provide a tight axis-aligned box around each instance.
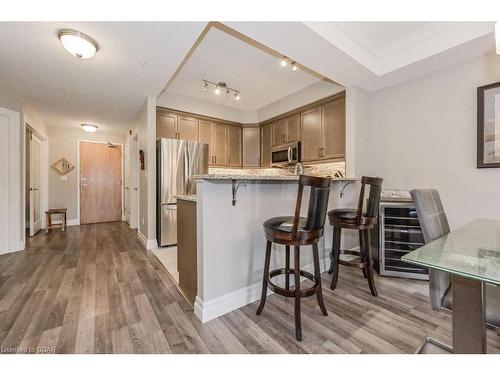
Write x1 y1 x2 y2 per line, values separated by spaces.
80 142 122 224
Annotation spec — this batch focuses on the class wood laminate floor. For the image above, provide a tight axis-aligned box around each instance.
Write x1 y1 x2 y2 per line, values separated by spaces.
1 222 499 354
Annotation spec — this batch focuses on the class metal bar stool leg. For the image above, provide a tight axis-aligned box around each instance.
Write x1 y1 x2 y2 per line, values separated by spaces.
256 241 272 315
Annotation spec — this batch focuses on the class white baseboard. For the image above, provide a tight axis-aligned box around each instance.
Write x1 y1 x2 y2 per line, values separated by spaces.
0 240 25 256
138 230 158 250
194 255 329 324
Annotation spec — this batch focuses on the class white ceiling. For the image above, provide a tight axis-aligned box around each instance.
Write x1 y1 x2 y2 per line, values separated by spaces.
0 22 206 132
165 27 333 111
227 22 496 92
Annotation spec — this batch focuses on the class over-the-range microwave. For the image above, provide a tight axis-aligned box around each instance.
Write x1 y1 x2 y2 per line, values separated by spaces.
270 141 300 167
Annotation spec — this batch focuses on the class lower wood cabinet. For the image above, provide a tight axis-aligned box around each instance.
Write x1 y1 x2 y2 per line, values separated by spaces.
177 199 197 306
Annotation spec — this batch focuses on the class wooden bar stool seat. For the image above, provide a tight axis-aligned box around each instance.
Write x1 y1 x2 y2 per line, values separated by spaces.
328 176 383 297
257 175 332 341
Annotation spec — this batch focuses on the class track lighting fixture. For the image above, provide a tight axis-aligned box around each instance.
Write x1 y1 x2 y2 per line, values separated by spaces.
202 80 241 101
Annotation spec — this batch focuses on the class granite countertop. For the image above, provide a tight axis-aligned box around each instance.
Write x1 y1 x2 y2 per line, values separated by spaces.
176 194 197 202
194 173 357 182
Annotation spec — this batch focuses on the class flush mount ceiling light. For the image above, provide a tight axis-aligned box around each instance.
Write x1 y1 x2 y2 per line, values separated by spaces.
496 22 500 54
58 29 99 59
81 124 98 132
202 80 241 101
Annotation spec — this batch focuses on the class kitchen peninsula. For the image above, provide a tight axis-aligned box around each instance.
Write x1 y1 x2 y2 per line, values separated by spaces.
188 166 357 323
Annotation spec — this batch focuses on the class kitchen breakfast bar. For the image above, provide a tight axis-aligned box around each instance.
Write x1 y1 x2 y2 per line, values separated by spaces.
188 174 357 323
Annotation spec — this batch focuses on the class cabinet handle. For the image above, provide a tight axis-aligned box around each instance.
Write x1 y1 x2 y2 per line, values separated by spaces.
228 156 231 165
215 155 216 164
319 147 321 158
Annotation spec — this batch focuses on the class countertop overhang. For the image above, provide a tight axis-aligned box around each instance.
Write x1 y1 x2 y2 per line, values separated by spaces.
194 174 357 182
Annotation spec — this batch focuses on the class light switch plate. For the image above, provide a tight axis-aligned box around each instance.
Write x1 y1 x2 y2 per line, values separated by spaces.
60 175 68 181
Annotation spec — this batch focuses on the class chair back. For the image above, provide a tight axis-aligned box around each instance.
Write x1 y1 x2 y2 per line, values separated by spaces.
292 175 332 235
356 176 383 225
410 189 450 243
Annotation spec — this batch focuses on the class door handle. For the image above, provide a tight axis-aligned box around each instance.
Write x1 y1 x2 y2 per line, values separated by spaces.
134 187 138 191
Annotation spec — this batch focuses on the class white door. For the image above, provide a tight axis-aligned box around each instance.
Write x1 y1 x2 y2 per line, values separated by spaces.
129 134 139 229
29 133 42 236
124 141 131 223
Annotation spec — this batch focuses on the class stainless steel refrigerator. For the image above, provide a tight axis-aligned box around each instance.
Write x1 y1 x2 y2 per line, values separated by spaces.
157 138 208 247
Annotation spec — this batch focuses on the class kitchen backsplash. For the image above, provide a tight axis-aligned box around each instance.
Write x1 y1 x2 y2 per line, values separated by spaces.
209 162 346 178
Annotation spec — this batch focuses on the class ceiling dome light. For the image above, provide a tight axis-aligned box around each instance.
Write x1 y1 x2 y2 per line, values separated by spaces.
58 29 99 59
291 62 298 71
496 22 500 54
280 57 288 67
81 124 98 132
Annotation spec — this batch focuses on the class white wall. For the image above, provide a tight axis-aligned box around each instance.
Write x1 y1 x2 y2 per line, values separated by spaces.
356 51 500 230
158 81 345 124
157 91 257 123
131 97 157 249
257 80 344 122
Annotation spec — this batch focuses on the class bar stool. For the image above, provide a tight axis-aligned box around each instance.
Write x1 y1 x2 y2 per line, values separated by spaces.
256 175 332 341
327 176 383 296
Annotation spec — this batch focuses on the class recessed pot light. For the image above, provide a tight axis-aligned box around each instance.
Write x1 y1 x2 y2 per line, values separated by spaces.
58 29 99 59
81 124 98 132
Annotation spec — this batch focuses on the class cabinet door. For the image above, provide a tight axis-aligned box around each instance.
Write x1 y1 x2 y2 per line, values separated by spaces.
242 127 260 167
178 116 198 141
212 123 227 166
227 125 242 167
322 98 346 159
156 111 177 139
271 120 287 146
198 120 213 164
260 124 272 167
300 107 322 162
286 113 301 143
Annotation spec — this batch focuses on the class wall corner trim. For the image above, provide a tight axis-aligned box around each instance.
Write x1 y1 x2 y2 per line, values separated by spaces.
138 230 158 250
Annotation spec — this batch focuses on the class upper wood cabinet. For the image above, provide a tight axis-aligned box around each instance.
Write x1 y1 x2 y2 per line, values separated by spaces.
300 107 322 162
212 123 228 166
227 125 242 167
178 116 199 141
322 97 346 159
156 110 198 141
300 95 346 162
157 111 177 139
271 113 301 146
260 123 272 167
242 127 260 167
198 120 212 153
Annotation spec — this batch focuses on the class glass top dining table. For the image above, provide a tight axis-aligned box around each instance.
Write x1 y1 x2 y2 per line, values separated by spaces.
402 218 500 353
402 219 500 285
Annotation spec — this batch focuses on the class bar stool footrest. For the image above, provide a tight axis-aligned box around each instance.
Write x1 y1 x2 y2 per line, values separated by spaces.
268 268 319 298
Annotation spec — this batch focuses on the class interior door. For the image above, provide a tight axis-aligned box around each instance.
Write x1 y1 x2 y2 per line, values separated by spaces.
29 133 42 236
80 142 122 224
130 135 139 229
124 141 130 223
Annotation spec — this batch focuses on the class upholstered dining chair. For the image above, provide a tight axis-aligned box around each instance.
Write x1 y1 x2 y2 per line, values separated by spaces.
410 189 500 328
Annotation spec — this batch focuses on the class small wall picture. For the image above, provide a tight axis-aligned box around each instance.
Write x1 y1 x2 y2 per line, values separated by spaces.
478 81 500 168
52 158 75 175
